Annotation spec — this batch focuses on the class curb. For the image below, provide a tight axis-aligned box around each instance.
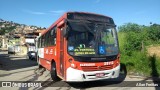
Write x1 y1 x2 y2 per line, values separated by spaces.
128 75 160 80
128 75 149 79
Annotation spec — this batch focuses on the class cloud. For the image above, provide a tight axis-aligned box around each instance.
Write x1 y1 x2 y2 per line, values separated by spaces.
22 9 65 16
22 9 46 15
30 12 46 15
50 10 65 13
95 0 101 3
49 10 65 15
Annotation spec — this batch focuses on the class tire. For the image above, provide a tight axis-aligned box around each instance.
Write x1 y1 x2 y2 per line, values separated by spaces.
29 56 31 60
51 62 60 81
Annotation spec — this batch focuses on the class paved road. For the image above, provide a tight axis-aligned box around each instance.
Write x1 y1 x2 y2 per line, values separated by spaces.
0 50 159 90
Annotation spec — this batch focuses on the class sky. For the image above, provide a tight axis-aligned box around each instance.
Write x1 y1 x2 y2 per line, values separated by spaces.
0 0 160 28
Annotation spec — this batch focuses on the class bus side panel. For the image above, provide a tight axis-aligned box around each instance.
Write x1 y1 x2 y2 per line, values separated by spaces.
43 46 57 70
39 58 50 70
38 48 46 69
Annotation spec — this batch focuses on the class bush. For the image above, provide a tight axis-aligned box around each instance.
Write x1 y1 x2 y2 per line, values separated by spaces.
118 23 145 55
118 23 160 76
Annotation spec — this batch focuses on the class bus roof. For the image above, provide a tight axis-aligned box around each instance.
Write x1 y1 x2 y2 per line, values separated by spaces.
41 12 114 35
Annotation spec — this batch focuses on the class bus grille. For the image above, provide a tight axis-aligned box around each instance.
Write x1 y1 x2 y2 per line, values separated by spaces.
81 65 113 71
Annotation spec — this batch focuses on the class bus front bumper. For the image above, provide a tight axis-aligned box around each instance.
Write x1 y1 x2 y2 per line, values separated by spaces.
66 64 120 82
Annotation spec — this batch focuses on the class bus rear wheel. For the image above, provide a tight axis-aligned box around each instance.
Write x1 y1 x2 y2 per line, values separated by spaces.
51 62 60 81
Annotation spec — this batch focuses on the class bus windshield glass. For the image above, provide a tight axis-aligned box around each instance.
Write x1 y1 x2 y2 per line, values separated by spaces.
67 20 119 57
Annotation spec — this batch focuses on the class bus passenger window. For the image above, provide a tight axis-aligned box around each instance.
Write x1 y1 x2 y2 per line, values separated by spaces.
50 26 57 45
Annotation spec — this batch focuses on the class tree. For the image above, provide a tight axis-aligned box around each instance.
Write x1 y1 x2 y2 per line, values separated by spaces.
118 23 141 32
147 24 160 41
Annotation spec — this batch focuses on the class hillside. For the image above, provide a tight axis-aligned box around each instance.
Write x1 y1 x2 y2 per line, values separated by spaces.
0 19 46 35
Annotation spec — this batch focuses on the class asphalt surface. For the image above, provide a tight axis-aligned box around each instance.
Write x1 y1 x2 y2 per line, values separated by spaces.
0 50 159 90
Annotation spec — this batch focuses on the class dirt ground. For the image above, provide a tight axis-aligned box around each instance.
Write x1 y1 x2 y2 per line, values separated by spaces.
147 46 160 58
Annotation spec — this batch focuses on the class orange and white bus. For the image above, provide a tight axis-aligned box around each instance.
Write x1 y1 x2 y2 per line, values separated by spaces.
37 12 120 82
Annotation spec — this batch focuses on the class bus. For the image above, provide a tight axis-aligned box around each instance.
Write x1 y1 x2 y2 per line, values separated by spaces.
37 12 120 82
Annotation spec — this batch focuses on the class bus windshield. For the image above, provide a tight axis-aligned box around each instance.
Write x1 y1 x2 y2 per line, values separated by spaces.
67 20 119 57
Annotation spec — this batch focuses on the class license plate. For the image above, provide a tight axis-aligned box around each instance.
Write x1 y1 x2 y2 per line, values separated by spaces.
96 73 105 77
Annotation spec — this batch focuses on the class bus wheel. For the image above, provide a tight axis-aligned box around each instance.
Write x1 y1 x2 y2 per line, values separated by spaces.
51 62 60 81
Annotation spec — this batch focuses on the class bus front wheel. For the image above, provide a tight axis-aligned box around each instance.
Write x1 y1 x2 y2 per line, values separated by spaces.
51 62 60 81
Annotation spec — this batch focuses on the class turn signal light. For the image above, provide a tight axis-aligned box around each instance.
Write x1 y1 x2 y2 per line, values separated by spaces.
115 60 120 67
68 58 77 69
71 63 77 69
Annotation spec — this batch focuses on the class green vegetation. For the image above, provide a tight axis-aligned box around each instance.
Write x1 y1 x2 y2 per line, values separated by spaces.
118 23 160 77
0 26 16 35
0 22 17 35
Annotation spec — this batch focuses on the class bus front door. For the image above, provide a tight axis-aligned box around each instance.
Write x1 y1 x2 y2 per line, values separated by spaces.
57 26 65 78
